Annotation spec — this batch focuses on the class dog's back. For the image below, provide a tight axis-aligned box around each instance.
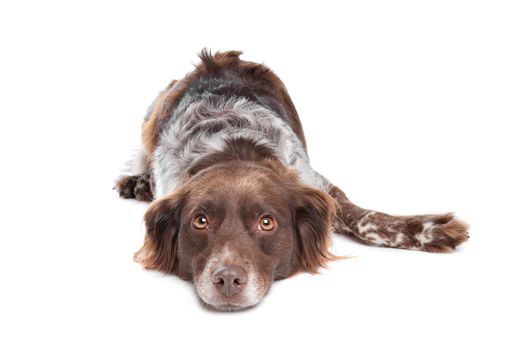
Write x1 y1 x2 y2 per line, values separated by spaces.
141 50 330 197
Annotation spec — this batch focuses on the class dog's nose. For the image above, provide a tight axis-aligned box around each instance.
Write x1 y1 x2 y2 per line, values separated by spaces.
212 266 247 298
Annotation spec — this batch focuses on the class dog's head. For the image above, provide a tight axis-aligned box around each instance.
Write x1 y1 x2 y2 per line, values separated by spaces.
135 160 335 310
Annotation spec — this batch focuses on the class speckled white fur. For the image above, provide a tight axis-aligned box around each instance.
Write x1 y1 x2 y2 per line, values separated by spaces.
415 222 436 245
152 95 330 198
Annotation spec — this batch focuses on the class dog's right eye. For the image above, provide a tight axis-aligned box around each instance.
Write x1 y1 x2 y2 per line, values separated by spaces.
258 216 276 231
193 215 209 229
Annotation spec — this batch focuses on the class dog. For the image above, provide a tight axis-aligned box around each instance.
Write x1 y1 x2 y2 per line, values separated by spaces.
115 50 469 311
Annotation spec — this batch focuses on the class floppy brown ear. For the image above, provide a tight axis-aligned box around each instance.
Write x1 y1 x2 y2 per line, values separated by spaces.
294 185 336 273
134 190 187 274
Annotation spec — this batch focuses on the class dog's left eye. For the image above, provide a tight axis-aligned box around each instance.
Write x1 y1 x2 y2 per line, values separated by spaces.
258 216 276 231
193 215 209 229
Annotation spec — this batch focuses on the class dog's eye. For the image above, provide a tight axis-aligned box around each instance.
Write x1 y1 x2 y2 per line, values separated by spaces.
258 216 276 231
193 215 209 229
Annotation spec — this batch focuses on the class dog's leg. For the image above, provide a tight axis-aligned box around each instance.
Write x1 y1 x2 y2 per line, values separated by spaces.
328 185 469 252
115 172 154 202
114 147 155 202
115 80 179 202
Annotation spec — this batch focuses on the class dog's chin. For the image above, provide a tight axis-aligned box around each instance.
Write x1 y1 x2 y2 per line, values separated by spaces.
196 289 264 312
201 300 258 312
197 292 262 312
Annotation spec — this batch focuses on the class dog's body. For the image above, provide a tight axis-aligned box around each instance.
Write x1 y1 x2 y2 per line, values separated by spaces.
116 50 468 310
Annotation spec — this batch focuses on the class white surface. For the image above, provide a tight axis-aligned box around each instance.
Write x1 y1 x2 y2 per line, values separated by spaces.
1 1 524 349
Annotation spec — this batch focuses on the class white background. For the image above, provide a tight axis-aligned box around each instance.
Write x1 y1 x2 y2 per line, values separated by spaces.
1 1 524 349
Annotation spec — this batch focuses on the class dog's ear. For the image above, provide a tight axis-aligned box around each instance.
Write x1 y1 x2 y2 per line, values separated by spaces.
134 189 187 274
293 185 336 273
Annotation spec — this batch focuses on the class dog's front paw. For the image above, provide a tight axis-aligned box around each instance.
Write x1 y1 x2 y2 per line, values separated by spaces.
115 175 137 199
133 175 154 202
410 213 469 252
114 174 154 202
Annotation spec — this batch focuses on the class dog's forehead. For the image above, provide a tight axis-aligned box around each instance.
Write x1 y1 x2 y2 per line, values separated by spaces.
186 167 291 212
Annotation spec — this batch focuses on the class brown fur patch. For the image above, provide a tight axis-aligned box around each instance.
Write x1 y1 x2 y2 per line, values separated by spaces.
134 189 188 273
293 186 337 273
141 79 178 155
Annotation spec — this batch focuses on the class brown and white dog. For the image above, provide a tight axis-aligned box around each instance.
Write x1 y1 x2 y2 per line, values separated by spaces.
115 50 469 311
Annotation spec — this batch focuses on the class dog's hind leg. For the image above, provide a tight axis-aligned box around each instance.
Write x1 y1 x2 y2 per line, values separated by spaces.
328 185 469 252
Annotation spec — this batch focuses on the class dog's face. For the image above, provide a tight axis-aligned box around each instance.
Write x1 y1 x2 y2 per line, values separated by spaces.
135 161 335 310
